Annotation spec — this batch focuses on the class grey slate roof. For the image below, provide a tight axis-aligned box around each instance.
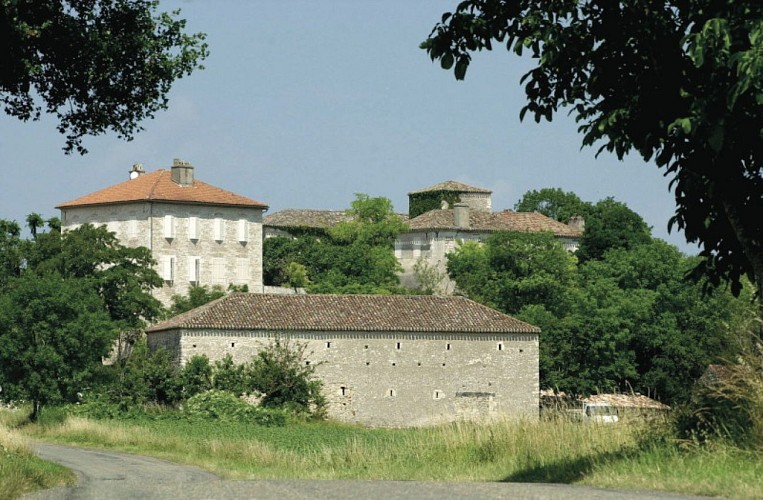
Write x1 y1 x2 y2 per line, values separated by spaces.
407 209 582 238
408 180 492 195
264 209 409 230
146 293 540 334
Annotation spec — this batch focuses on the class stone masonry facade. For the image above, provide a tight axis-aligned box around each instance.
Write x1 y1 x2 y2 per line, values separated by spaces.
149 329 539 427
57 161 267 305
146 293 541 427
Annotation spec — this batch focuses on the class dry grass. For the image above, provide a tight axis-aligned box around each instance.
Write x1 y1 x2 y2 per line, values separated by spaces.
0 409 74 499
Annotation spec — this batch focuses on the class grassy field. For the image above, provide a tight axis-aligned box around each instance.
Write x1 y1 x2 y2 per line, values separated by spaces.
0 409 75 499
18 411 763 498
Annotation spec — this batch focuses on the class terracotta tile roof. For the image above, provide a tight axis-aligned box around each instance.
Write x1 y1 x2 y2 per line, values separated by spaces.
408 180 492 195
407 209 582 238
57 170 268 209
146 293 540 334
264 209 409 230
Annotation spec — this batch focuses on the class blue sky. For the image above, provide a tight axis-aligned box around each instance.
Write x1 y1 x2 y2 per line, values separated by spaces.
0 1 695 253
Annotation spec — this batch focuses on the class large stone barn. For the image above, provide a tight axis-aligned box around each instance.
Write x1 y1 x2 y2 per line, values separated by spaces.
146 293 540 427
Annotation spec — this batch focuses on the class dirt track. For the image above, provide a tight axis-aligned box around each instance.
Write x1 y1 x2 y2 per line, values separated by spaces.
27 442 709 499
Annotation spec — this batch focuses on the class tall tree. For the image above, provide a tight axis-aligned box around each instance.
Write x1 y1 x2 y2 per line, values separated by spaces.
514 188 589 223
0 219 22 287
0 0 208 154
25 213 44 239
423 1 763 323
576 198 652 262
26 224 163 327
0 273 115 419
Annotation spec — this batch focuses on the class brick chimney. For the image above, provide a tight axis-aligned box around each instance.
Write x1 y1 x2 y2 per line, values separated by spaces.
171 158 195 186
454 203 470 229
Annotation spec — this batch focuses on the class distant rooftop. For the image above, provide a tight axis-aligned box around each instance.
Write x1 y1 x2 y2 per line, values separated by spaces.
407 209 582 238
264 209 408 230
408 180 492 195
57 168 267 209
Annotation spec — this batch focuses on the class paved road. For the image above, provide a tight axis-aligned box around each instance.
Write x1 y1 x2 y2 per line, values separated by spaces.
27 443 709 499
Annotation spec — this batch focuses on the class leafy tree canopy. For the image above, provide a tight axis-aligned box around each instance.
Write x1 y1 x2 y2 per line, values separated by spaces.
576 198 652 262
0 0 208 153
514 188 589 223
423 0 763 315
264 194 407 294
0 273 116 419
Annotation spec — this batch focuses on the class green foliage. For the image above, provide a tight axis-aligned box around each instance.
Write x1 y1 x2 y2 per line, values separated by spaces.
447 231 577 316
284 262 310 291
446 225 748 404
412 257 446 295
0 220 22 288
183 390 286 426
0 0 208 154
179 355 213 399
165 285 226 318
514 188 590 223
408 190 462 218
212 355 248 396
248 338 326 415
577 198 652 262
0 273 116 419
26 224 163 327
263 194 407 295
424 1 763 314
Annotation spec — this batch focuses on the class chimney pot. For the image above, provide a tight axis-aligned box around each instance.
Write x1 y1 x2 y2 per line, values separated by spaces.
129 163 145 180
171 159 195 186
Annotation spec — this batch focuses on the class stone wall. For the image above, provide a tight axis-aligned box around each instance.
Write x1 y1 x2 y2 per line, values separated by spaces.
148 328 539 427
61 202 264 305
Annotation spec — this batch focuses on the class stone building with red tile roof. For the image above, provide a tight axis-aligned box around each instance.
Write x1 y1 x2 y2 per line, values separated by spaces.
264 180 583 293
57 160 268 304
146 293 540 427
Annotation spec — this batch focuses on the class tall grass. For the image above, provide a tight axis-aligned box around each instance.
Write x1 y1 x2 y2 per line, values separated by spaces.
0 408 75 499
27 413 763 497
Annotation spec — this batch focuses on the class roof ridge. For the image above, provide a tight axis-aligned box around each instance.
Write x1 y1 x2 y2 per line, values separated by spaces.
147 169 166 200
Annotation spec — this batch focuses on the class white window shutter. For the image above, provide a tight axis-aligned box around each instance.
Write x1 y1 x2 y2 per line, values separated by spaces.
214 218 224 241
188 256 200 283
188 217 198 240
212 257 225 284
237 219 248 243
163 215 174 239
162 255 175 281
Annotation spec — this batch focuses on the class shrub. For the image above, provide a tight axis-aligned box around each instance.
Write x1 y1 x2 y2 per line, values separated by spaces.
180 355 212 399
247 337 326 416
183 390 286 426
676 340 763 447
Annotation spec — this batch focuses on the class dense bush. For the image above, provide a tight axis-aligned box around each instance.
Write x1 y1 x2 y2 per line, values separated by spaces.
183 390 286 426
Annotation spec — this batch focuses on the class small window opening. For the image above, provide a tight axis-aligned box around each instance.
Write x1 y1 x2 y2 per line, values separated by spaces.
326 341 331 348
519 349 524 353
305 361 311 366
392 362 396 366
434 390 441 400
364 345 368 349
396 342 401 350
417 362 421 367
446 343 451 351
442 363 446 367
366 361 370 366
340 386 346 396
497 343 503 351
192 344 196 348
387 389 396 397
231 342 235 348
